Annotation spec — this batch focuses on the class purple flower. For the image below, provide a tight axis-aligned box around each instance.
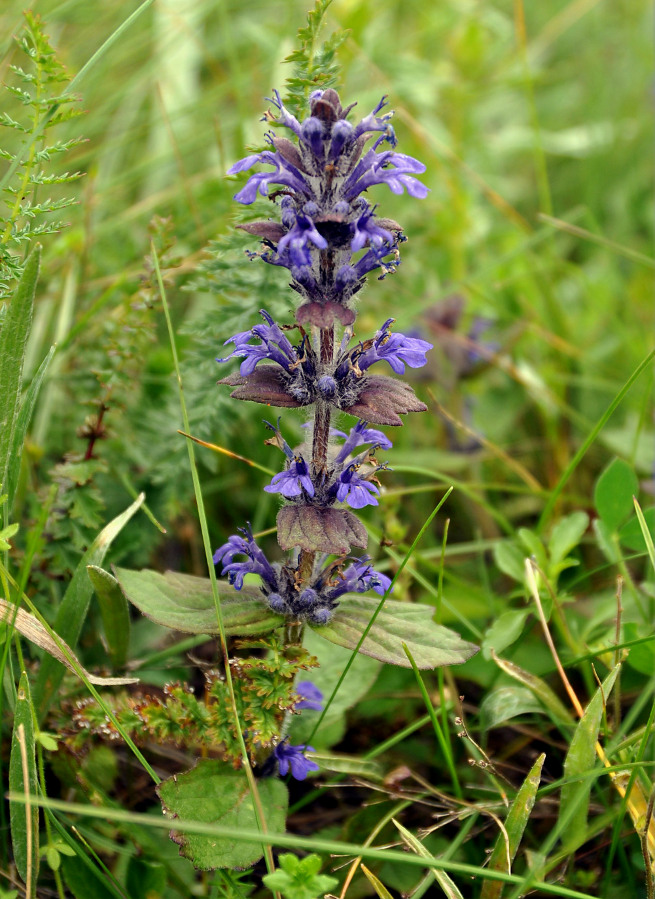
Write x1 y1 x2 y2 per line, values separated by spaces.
325 558 393 600
217 309 299 376
228 150 310 204
273 741 319 780
343 149 428 201
266 89 302 136
335 464 380 509
347 559 392 596
213 528 278 591
264 455 314 498
357 319 433 374
333 420 392 464
352 244 401 282
276 210 328 268
225 89 426 302
295 681 324 711
351 202 394 252
351 96 397 145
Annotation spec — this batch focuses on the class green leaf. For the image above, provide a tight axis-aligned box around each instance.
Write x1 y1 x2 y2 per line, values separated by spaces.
61 855 120 899
87 566 130 669
558 666 620 849
282 0 349 118
125 857 166 899
36 732 58 752
9 673 39 894
5 345 55 509
547 511 589 570
263 853 338 899
517 528 547 569
493 541 525 583
113 567 285 635
33 494 145 718
480 686 543 729
619 506 655 552
288 627 380 748
593 518 618 562
594 458 638 532
480 754 545 899
0 246 40 493
157 760 288 870
0 522 19 550
306 751 383 780
311 597 478 669
45 846 61 872
481 610 531 660
623 623 655 675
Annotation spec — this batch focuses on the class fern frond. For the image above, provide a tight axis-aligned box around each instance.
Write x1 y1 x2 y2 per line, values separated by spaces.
0 11 84 299
0 113 29 132
34 138 86 162
282 0 349 117
26 171 84 186
5 85 33 105
8 65 38 84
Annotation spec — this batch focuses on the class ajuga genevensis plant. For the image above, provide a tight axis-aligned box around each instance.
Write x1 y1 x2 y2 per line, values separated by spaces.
68 81 478 873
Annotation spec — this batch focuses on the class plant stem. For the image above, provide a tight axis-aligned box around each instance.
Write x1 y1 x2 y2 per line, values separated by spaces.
297 323 335 587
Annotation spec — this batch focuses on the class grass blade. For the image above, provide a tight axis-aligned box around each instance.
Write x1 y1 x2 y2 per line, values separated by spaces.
152 245 277 883
0 246 40 499
633 497 655 572
9 673 39 896
33 493 145 718
86 565 130 669
5 345 55 510
491 651 573 726
480 753 545 899
537 347 655 530
0 598 137 687
10 793 604 899
361 864 395 899
558 666 620 850
402 641 462 797
393 818 464 899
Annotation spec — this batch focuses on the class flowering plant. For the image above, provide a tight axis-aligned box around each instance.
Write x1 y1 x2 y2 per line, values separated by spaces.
84 76 477 875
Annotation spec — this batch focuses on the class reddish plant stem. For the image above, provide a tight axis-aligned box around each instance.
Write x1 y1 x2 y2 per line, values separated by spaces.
296 324 335 587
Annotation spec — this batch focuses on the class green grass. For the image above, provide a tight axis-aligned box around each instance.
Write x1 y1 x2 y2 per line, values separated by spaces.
0 0 653 897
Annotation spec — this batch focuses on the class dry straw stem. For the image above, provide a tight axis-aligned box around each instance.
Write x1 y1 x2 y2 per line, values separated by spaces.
0 597 138 687
525 558 655 869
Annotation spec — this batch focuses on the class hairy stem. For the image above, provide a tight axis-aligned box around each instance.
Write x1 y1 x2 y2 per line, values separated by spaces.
297 324 335 586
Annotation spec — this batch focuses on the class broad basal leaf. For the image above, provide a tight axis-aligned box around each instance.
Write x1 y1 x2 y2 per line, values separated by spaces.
480 686 543 730
157 760 287 869
113 567 284 635
311 596 478 669
594 458 638 532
